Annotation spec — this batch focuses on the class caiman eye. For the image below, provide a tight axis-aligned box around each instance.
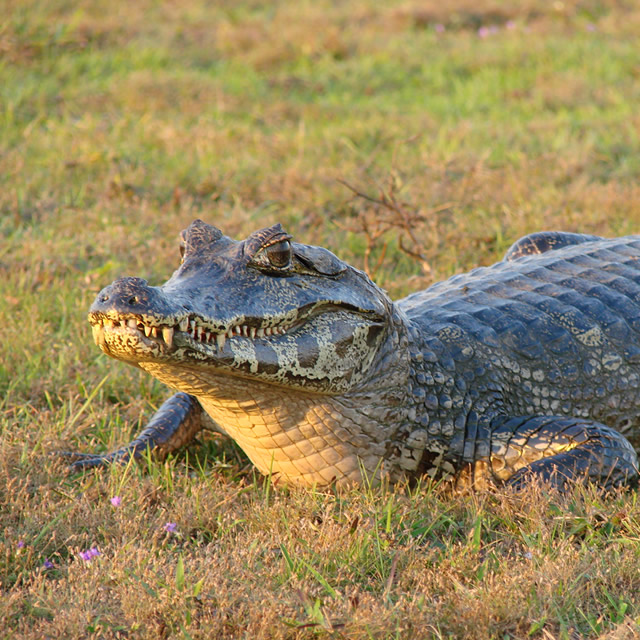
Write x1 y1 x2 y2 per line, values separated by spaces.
179 242 186 262
265 240 292 268
246 226 294 273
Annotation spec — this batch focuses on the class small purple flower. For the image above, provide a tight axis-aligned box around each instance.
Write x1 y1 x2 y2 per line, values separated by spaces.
79 547 100 562
17 540 25 549
434 23 445 33
42 559 54 569
164 522 177 533
110 496 122 507
586 22 597 32
478 25 500 38
506 20 516 30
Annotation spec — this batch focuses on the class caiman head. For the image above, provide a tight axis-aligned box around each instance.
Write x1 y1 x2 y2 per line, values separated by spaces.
88 220 412 486
89 220 397 395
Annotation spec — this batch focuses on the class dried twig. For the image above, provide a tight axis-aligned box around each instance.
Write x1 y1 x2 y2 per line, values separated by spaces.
337 172 452 282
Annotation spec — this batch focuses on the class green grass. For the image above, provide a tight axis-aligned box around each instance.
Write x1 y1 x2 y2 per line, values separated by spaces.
2 0 640 637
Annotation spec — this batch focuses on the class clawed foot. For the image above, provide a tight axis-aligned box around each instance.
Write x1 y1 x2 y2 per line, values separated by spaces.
56 447 146 472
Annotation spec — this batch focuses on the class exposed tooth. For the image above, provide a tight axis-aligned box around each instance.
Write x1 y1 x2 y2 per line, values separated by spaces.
190 320 196 332
265 327 272 336
204 331 211 342
151 327 159 338
235 326 242 335
179 318 189 332
127 318 138 329
144 325 153 337
250 327 257 339
226 329 234 338
162 326 174 347
257 328 265 338
217 333 226 350
104 318 115 328
92 324 106 347
241 325 248 336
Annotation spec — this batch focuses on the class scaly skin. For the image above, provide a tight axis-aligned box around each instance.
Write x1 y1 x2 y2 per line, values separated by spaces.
68 221 640 490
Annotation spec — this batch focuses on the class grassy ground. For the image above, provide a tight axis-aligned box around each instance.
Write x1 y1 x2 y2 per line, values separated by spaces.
2 0 640 637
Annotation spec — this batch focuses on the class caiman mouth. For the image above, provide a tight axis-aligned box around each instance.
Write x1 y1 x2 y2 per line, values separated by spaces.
89 311 297 353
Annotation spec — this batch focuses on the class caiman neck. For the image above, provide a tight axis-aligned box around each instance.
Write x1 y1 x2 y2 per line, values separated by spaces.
139 309 412 487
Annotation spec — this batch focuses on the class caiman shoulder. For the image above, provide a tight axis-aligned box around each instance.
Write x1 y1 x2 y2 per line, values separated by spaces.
68 221 640 491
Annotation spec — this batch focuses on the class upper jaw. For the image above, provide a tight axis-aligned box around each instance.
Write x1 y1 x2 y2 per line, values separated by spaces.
90 314 177 350
88 310 298 356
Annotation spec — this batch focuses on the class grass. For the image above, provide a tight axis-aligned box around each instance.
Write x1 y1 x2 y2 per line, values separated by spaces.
2 0 640 637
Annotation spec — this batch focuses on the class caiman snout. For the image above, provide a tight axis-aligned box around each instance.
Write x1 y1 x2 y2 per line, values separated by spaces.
89 277 180 354
90 277 162 316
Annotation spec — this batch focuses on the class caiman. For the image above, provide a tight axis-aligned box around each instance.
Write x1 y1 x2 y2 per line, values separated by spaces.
69 220 640 491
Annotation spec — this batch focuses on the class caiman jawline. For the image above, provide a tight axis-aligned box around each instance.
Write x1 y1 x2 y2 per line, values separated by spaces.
89 297 381 354
90 311 302 353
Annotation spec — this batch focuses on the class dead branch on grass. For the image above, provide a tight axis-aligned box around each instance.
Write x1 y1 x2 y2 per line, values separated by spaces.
336 172 453 282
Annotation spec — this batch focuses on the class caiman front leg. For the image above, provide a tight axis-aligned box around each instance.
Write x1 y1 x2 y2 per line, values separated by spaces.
489 415 639 491
64 392 205 470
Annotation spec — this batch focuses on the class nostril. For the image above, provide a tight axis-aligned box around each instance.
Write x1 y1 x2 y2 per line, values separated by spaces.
128 296 139 305
100 294 109 302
